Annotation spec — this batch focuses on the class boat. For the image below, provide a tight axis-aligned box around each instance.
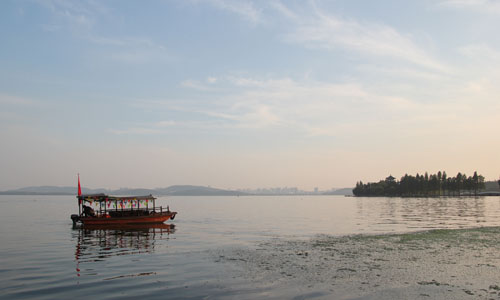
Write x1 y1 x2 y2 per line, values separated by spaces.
71 193 177 226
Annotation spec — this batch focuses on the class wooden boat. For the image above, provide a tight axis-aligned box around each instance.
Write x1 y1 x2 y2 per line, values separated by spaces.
71 193 177 226
79 223 176 231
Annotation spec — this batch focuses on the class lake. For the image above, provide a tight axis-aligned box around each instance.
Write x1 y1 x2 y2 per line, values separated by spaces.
1 195 500 299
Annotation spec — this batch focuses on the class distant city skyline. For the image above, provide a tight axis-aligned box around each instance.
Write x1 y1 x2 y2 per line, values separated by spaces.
0 183 352 196
1 1 499 190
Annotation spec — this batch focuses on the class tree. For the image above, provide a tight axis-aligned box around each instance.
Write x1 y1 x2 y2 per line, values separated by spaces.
442 171 448 196
430 174 439 196
437 171 442 195
472 171 479 196
456 172 463 196
447 177 454 196
424 172 429 196
478 174 485 191
352 171 486 197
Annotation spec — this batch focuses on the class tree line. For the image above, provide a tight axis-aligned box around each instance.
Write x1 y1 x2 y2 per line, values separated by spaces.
353 171 485 197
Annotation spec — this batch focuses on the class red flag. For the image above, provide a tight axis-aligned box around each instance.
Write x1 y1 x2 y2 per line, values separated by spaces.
78 174 82 196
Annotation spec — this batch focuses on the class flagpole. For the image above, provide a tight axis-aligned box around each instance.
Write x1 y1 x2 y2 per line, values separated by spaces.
78 173 81 216
78 173 82 196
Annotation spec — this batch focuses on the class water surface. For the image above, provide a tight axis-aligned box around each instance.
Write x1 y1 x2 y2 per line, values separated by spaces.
1 195 499 299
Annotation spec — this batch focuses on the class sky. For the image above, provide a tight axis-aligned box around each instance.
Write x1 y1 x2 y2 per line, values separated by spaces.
1 0 499 191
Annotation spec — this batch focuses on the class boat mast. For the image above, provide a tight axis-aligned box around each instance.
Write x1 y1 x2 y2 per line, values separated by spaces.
77 174 82 216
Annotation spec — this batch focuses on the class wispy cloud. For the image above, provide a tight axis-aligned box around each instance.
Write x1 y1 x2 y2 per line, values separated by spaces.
270 1 299 21
455 44 500 105
120 76 374 136
459 44 500 63
283 7 448 72
145 71 499 143
355 65 448 81
0 94 36 106
108 127 161 135
168 76 416 136
37 0 104 29
37 1 171 65
196 1 451 74
204 103 282 129
108 120 176 135
181 79 217 91
203 0 263 24
438 0 500 13
156 120 176 127
86 34 172 65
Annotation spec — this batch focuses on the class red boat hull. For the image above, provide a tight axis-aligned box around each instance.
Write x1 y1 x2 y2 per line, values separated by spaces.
81 223 175 231
80 212 176 225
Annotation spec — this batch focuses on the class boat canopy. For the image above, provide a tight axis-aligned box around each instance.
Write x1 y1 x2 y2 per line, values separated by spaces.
77 194 156 203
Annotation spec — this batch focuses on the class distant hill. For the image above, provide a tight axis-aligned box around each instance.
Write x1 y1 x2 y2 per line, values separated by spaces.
156 185 245 196
111 188 158 195
323 188 354 196
0 185 247 196
0 186 108 195
2 182 497 196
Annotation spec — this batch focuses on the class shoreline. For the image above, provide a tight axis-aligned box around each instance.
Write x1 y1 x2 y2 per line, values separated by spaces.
216 226 500 299
351 192 500 197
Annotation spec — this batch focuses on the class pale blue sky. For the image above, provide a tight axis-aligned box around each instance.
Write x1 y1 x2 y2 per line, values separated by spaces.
1 0 499 190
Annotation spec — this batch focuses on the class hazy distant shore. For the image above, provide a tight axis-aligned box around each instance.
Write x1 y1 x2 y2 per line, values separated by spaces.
217 226 500 299
0 185 354 196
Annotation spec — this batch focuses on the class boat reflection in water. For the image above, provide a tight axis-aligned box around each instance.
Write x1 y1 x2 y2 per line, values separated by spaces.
73 223 175 278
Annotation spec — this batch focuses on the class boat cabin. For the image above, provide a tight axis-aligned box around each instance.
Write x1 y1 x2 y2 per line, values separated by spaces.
72 193 176 226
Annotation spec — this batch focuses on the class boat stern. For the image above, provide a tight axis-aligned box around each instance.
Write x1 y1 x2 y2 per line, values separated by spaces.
71 214 81 226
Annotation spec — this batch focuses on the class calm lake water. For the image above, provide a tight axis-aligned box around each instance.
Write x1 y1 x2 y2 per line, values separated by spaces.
1 195 500 299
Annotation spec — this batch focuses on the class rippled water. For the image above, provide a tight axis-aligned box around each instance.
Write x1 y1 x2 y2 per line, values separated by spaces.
1 195 500 299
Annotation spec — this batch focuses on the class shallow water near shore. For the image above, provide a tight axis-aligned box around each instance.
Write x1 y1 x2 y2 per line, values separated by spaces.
217 226 500 299
1 195 500 299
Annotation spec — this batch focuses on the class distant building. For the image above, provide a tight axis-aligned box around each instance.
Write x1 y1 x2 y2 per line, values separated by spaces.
385 175 396 182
